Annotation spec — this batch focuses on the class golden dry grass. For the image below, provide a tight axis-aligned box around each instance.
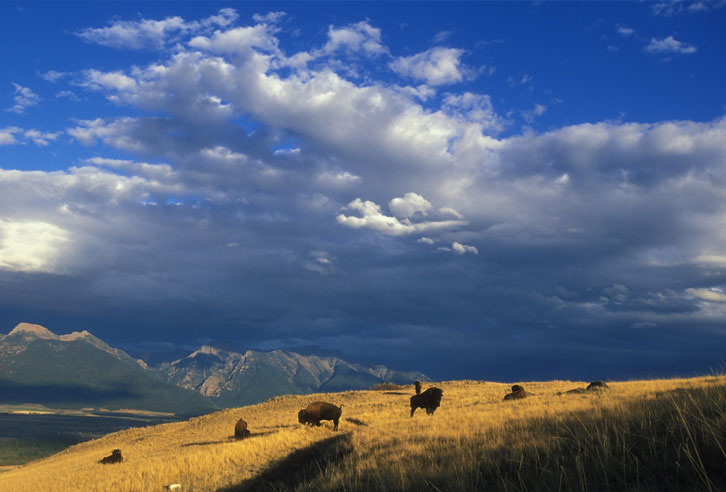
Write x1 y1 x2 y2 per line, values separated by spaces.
1 376 724 491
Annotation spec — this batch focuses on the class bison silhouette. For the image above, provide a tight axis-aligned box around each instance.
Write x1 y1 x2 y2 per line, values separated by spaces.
99 449 123 464
410 387 443 417
234 418 251 439
298 401 342 431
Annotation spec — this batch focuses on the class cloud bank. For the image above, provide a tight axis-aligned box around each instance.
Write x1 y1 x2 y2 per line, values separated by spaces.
2 9 725 380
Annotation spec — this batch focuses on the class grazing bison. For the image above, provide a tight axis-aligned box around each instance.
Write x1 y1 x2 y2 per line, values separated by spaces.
587 381 609 391
298 401 342 431
234 418 251 439
410 387 443 417
503 384 527 401
99 449 123 464
414 380 422 395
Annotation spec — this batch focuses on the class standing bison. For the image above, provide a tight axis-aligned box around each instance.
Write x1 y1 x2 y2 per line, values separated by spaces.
234 418 251 439
298 401 343 431
410 387 443 417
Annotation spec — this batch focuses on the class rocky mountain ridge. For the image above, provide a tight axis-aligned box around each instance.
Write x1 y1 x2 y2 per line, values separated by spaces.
2 323 428 409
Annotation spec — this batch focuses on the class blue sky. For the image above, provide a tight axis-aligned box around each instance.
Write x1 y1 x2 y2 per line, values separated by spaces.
1 1 726 381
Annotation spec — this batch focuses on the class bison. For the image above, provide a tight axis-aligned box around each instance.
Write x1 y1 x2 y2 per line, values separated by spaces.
298 401 342 431
99 449 123 464
586 380 609 391
410 387 443 417
414 381 422 394
234 418 251 439
503 384 527 401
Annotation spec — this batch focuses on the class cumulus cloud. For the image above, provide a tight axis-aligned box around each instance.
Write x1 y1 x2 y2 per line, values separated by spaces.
0 127 20 145
6 83 41 114
0 127 60 146
323 21 386 56
337 197 466 236
390 47 472 85
76 8 239 50
0 219 71 273
23 129 60 146
389 192 432 219
644 36 697 55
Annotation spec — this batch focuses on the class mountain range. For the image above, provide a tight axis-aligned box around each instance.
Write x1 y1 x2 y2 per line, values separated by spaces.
0 323 428 414
154 344 428 407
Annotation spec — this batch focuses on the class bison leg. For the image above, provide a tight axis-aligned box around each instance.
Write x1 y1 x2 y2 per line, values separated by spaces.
410 407 417 417
333 417 339 431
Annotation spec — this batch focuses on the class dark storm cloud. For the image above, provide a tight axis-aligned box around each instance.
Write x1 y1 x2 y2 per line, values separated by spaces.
2 10 726 380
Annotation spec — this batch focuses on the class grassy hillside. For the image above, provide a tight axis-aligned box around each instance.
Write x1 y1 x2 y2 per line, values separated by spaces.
0 376 724 491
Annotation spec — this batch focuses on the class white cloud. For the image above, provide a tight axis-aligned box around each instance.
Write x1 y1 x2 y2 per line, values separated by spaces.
523 103 547 123
323 21 386 56
418 237 435 245
644 36 697 55
41 70 68 82
23 129 60 146
687 288 726 302
442 92 502 129
252 12 286 24
0 127 20 145
337 197 466 236
438 241 478 255
390 47 471 85
616 25 635 36
303 250 338 275
389 192 432 219
317 171 361 188
439 207 463 219
0 219 71 273
0 127 60 146
651 0 725 16
82 69 138 92
56 90 81 101
451 242 478 255
433 30 454 43
7 83 41 114
188 24 279 55
76 9 239 50
693 254 726 267
84 157 177 182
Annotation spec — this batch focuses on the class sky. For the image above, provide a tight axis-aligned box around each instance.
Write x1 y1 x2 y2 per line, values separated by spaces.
1 1 726 382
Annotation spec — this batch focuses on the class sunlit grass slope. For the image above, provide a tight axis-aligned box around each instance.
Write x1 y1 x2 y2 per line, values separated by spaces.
1 376 724 491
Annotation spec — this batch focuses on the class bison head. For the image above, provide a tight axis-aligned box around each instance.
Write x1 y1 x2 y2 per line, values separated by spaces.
298 409 307 425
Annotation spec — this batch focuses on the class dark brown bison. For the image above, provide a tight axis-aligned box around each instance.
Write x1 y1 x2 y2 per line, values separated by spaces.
414 381 422 395
587 381 609 391
410 387 443 417
298 401 342 431
234 418 251 439
503 384 527 400
99 449 123 464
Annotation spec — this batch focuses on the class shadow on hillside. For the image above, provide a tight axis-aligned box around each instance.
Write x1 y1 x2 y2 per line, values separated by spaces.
181 431 279 448
344 417 367 426
0 380 139 405
217 433 353 492
382 391 409 396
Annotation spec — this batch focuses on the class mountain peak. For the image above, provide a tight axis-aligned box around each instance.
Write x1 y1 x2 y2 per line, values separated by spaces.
8 323 59 340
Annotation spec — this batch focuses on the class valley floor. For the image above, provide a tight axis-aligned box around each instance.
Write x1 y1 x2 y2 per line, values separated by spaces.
0 376 724 491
